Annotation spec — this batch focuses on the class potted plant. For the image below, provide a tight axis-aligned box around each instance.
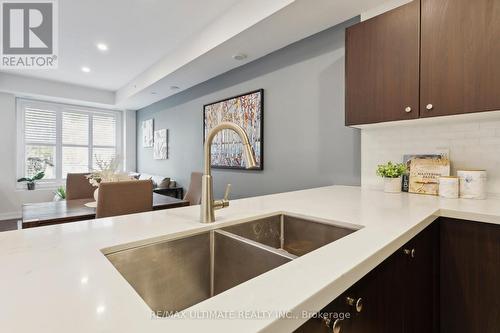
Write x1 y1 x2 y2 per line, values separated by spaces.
86 156 132 201
17 171 45 190
54 186 66 201
376 162 407 193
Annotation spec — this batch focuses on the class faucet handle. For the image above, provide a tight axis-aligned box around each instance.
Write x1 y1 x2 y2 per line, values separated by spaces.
214 184 231 210
223 184 232 201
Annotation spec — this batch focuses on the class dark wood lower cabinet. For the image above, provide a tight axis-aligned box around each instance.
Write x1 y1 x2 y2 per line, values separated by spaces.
440 218 500 333
295 223 439 333
344 250 406 333
405 222 440 333
294 219 500 332
345 223 439 333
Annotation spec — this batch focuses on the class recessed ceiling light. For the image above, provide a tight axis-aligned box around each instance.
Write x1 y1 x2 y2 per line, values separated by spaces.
81 66 91 73
96 43 108 51
233 53 247 61
170 86 180 91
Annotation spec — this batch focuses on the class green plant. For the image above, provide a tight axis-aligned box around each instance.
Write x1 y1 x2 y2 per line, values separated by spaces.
376 162 407 178
54 186 66 200
17 171 45 184
26 156 53 175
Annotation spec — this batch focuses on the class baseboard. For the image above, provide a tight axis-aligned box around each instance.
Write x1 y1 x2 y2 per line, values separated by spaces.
0 211 21 221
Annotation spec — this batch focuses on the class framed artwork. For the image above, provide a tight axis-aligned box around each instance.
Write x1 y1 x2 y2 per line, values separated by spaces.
203 89 263 170
142 119 154 148
153 129 168 160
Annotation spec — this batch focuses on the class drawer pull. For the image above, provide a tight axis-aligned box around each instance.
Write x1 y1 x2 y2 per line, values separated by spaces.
404 248 416 258
346 296 363 313
324 318 342 333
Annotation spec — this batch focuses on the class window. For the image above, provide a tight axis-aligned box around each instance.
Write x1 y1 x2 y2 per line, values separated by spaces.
17 99 122 188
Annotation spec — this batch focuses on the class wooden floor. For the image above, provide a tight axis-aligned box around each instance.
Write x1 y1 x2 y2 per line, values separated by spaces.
0 219 19 232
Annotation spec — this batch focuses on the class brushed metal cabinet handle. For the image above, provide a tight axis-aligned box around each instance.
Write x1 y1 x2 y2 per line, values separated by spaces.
332 319 342 333
346 296 363 313
404 248 416 258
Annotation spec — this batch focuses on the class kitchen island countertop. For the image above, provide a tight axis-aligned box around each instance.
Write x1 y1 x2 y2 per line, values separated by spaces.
1 185 499 333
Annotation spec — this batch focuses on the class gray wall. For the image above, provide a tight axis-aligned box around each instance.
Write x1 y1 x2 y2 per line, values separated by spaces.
136 18 360 199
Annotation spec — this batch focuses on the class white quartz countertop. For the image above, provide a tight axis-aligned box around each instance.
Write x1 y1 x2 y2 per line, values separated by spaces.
2 186 500 333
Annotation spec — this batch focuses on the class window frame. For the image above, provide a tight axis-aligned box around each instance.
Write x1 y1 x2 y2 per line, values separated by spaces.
16 98 123 190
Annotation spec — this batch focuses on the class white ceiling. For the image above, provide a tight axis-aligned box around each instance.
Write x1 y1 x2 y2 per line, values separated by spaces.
1 0 244 90
0 0 390 110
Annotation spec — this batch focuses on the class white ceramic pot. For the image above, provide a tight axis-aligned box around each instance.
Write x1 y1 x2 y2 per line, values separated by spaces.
93 188 99 201
457 170 487 199
384 177 402 193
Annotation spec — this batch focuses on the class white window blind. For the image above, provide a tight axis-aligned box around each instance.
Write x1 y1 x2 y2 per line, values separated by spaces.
92 114 117 170
17 99 122 187
24 107 57 179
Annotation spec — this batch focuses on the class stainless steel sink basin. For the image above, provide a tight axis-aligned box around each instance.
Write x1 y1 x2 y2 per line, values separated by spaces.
222 214 358 257
105 230 293 315
105 213 359 316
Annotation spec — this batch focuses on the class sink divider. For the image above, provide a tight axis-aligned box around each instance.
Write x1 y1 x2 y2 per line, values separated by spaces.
214 229 298 261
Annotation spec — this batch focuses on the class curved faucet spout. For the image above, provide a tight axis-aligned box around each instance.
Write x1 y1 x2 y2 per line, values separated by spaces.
201 122 257 223
203 122 257 175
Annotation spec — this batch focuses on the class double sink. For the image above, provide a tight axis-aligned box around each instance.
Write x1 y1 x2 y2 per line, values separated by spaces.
105 214 359 316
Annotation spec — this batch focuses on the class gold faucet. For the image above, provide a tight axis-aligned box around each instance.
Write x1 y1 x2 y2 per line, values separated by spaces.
201 122 257 223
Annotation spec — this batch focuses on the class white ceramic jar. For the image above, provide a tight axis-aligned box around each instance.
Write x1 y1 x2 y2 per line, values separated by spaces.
457 170 487 199
438 176 459 199
384 177 402 193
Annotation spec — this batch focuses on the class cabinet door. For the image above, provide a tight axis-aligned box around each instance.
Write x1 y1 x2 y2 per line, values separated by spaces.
404 223 439 333
440 218 500 333
420 0 500 117
345 0 420 125
345 250 406 333
295 223 439 333
347 223 438 333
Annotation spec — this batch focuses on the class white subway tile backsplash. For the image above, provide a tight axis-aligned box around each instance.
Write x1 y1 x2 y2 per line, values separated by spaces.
446 122 480 132
361 116 500 194
479 137 500 145
464 129 496 138
480 120 500 129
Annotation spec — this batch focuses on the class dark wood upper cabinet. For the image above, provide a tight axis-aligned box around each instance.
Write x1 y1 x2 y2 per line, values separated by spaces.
346 0 500 125
420 0 500 117
345 0 420 126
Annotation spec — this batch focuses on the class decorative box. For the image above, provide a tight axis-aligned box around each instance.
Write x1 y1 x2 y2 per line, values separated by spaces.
409 158 451 195
439 176 459 199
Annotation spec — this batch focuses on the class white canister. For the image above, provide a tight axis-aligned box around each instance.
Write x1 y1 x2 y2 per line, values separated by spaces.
384 177 402 193
457 170 487 199
438 176 459 199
